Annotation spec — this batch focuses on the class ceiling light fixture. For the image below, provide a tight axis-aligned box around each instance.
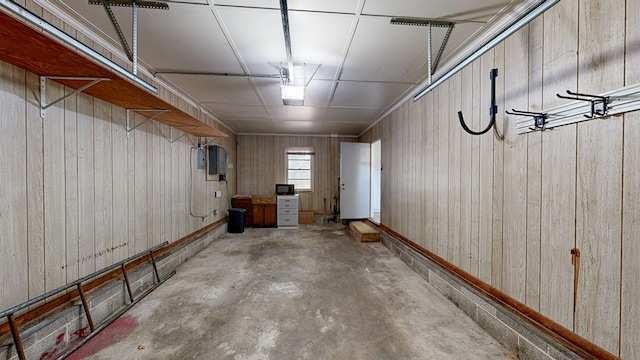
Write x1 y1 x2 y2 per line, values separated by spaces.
279 0 304 106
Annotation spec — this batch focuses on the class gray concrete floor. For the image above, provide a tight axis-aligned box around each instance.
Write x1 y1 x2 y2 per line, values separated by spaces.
75 224 514 360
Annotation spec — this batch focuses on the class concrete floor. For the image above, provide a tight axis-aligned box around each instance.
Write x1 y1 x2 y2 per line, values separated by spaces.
72 224 514 360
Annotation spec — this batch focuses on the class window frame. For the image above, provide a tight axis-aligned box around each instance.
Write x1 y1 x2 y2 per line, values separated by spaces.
285 147 314 192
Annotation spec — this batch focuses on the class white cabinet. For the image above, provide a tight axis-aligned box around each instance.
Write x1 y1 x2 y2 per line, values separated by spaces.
277 195 299 229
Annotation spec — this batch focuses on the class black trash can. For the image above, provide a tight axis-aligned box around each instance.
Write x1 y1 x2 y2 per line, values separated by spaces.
228 208 246 233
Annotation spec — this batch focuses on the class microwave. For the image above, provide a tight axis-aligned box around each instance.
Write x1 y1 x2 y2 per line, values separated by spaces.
275 183 295 195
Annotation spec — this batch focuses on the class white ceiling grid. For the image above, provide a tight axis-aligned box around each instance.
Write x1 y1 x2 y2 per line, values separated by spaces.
43 0 521 135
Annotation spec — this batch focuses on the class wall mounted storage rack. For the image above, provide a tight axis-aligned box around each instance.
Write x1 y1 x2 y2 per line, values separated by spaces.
512 84 640 134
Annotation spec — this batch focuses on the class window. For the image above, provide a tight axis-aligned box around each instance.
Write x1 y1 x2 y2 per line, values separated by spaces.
286 147 314 191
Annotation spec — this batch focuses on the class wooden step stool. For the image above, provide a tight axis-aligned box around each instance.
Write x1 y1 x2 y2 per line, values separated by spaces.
349 221 380 242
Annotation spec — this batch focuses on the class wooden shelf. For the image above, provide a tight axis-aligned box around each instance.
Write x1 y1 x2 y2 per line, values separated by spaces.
0 10 227 138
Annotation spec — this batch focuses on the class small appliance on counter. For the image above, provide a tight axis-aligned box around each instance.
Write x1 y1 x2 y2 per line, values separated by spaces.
275 183 295 195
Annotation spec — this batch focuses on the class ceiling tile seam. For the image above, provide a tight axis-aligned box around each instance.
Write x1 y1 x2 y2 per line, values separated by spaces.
32 0 237 134
325 0 366 109
210 6 277 131
211 4 490 25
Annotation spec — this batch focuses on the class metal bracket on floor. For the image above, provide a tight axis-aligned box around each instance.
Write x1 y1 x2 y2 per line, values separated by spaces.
40 76 109 118
125 108 170 137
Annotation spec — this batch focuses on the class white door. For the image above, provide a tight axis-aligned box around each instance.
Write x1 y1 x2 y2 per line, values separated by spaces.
340 142 370 219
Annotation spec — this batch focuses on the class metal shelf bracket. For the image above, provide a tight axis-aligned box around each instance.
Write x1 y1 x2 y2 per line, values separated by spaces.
125 108 170 137
40 76 109 118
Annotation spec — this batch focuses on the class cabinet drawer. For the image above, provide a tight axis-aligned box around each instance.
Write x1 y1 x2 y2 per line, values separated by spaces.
277 200 298 209
278 208 297 216
252 195 277 204
277 214 298 226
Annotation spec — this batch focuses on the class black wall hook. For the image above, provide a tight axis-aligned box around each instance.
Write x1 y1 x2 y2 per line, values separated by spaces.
505 108 548 131
458 68 498 135
556 90 610 119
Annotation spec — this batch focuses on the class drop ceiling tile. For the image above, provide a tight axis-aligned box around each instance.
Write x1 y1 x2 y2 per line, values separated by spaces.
303 80 334 107
213 0 359 14
324 107 384 123
289 11 355 80
202 103 270 121
230 120 279 134
57 1 242 73
161 74 261 104
341 15 438 83
331 81 413 108
317 122 369 136
216 7 287 76
274 120 329 134
267 105 325 121
362 0 512 20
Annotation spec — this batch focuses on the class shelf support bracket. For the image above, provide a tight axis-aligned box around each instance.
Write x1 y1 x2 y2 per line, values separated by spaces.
126 108 170 137
40 76 109 118
168 125 198 145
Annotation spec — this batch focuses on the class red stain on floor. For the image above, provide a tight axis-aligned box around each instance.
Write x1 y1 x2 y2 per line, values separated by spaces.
67 315 139 359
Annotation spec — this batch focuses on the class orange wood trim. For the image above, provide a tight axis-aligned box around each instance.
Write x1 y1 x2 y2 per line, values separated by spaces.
0 218 227 338
379 224 618 360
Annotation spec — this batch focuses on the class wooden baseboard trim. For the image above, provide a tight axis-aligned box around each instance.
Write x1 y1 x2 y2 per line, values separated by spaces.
379 224 617 360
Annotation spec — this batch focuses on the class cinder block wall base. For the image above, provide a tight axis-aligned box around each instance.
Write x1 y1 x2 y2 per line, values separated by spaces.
0 223 228 360
381 231 583 360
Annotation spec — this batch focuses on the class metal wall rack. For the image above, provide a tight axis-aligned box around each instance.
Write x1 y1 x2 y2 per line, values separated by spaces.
512 83 640 134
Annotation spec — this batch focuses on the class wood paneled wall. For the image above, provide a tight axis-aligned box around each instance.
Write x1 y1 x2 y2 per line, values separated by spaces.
0 50 235 311
359 1 639 357
236 135 357 214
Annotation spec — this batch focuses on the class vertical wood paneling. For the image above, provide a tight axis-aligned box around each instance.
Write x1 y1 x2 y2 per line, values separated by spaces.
459 66 473 273
428 90 439 252
64 85 80 282
77 93 96 276
502 30 529 303
44 80 66 291
111 108 128 263
491 44 505 289
525 16 544 312
134 118 148 253
448 73 462 264
93 100 113 270
421 96 430 250
25 72 45 300
437 82 449 258
574 0 625 353
621 113 640 360
478 51 495 283
621 2 640 356
1 57 234 311
0 62 29 308
539 0 578 331
575 118 622 354
127 113 136 257
470 59 482 278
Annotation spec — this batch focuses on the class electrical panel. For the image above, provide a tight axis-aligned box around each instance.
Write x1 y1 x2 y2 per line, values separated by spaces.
207 145 227 181
197 148 206 169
